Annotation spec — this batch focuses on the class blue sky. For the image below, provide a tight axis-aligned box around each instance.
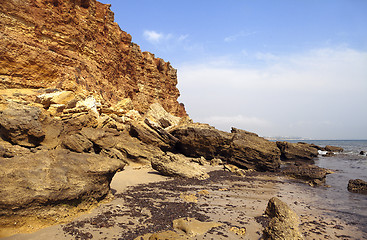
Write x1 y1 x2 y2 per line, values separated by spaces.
100 0 367 139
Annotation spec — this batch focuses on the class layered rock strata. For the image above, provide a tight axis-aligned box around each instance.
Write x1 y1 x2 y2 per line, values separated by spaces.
0 0 186 117
169 124 281 171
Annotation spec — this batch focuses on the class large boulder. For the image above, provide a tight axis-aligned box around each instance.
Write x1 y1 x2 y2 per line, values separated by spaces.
0 102 45 147
0 149 125 218
263 197 303 240
36 90 77 109
62 133 94 153
170 124 281 171
151 153 209 180
276 141 318 161
80 127 163 164
145 102 182 128
169 123 233 160
324 145 344 153
129 120 178 151
348 179 367 194
230 128 281 171
281 162 331 185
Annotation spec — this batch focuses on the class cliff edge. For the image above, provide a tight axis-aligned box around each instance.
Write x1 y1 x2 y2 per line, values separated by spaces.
0 0 186 117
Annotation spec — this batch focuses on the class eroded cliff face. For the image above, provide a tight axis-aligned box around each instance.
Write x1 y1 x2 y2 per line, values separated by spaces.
0 0 186 116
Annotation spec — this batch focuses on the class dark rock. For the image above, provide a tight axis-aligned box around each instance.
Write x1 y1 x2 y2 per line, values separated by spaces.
276 141 318 161
309 143 325 151
325 145 343 152
281 162 331 184
323 151 334 157
348 179 367 194
0 149 125 216
360 151 365 155
263 197 303 240
230 128 281 171
169 123 232 160
170 124 280 171
0 102 45 147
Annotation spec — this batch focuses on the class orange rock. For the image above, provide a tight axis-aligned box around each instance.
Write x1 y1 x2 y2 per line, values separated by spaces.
0 0 186 117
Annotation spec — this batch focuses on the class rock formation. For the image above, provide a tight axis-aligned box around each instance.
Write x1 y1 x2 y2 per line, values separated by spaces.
276 141 318 161
0 0 342 237
151 153 209 180
348 179 367 194
281 162 332 186
0 0 186 117
169 124 281 171
263 197 303 240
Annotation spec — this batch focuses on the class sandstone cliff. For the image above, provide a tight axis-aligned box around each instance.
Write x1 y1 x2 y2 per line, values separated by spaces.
0 0 186 116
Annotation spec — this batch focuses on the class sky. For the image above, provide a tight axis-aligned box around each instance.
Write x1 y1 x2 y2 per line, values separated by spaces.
99 0 367 139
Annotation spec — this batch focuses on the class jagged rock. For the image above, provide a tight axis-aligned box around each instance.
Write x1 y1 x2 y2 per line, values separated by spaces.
62 133 94 153
0 149 125 218
61 111 99 131
103 98 134 116
231 128 281 171
36 91 77 109
80 127 162 164
0 102 45 147
129 120 177 151
325 145 344 152
0 140 31 158
348 179 367 194
0 0 186 117
210 158 223 166
63 95 101 115
170 123 233 160
276 141 318 161
281 162 332 185
263 197 303 240
151 153 209 180
170 124 281 171
145 102 181 128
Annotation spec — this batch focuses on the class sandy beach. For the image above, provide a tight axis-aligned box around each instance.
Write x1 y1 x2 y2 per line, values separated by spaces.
2 164 366 240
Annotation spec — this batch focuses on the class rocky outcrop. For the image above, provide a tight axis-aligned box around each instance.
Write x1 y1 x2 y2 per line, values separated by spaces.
151 153 209 180
0 149 125 218
348 179 367 194
0 102 45 147
231 128 281 171
281 162 332 185
169 124 281 171
276 141 318 161
0 0 186 117
324 145 343 153
263 197 303 240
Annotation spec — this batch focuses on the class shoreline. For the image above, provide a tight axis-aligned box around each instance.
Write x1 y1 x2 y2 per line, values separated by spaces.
3 165 366 240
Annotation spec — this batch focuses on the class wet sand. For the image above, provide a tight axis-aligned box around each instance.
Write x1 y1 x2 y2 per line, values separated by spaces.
2 165 366 240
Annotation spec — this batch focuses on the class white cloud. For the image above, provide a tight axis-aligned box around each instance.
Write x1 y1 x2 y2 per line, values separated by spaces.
224 31 257 42
178 47 367 139
143 30 171 43
143 30 188 46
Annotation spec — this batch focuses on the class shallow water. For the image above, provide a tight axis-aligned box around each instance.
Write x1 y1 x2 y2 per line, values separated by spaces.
291 140 367 234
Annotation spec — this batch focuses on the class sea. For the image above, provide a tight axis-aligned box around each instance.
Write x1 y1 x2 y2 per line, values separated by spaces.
289 140 367 233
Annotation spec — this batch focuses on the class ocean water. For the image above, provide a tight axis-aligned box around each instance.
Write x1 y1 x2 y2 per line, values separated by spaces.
290 140 367 233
